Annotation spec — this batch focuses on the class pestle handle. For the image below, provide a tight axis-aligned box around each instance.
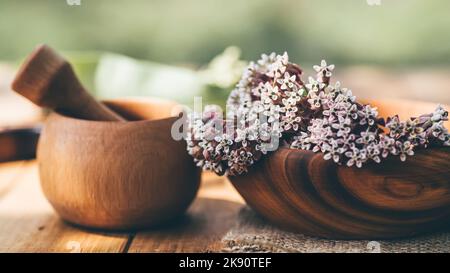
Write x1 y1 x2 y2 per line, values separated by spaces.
11 45 125 122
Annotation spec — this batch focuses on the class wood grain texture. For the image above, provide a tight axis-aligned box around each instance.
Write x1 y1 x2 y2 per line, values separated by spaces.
0 161 27 199
127 171 244 253
11 44 124 121
37 99 201 230
229 99 450 239
0 162 130 253
128 197 244 253
200 171 245 204
0 162 244 253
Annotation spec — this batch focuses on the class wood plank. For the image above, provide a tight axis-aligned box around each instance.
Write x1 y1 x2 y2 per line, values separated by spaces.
128 197 244 253
128 172 245 253
0 162 131 253
199 171 244 203
0 161 27 200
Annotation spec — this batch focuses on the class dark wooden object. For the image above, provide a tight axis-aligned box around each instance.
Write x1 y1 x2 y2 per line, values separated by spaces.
0 126 41 163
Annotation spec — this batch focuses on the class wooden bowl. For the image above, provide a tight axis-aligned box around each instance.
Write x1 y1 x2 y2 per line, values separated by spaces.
229 99 450 239
37 98 201 230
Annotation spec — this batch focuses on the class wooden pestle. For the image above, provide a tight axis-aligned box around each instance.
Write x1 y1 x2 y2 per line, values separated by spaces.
11 44 125 122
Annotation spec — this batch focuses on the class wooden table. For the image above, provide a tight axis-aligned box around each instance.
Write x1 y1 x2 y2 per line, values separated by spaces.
0 161 245 253
0 69 248 253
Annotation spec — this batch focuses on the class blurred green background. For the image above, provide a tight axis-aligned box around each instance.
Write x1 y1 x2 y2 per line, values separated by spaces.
0 0 449 114
1 0 450 65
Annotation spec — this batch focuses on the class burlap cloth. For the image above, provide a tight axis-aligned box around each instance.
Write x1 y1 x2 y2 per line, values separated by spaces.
221 207 450 253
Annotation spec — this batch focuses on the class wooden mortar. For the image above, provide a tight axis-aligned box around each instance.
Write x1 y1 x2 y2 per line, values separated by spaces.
229 99 450 239
37 98 201 230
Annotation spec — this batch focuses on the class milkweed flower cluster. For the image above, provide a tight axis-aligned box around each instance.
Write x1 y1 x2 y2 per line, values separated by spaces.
290 75 449 167
186 52 450 176
186 52 303 175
